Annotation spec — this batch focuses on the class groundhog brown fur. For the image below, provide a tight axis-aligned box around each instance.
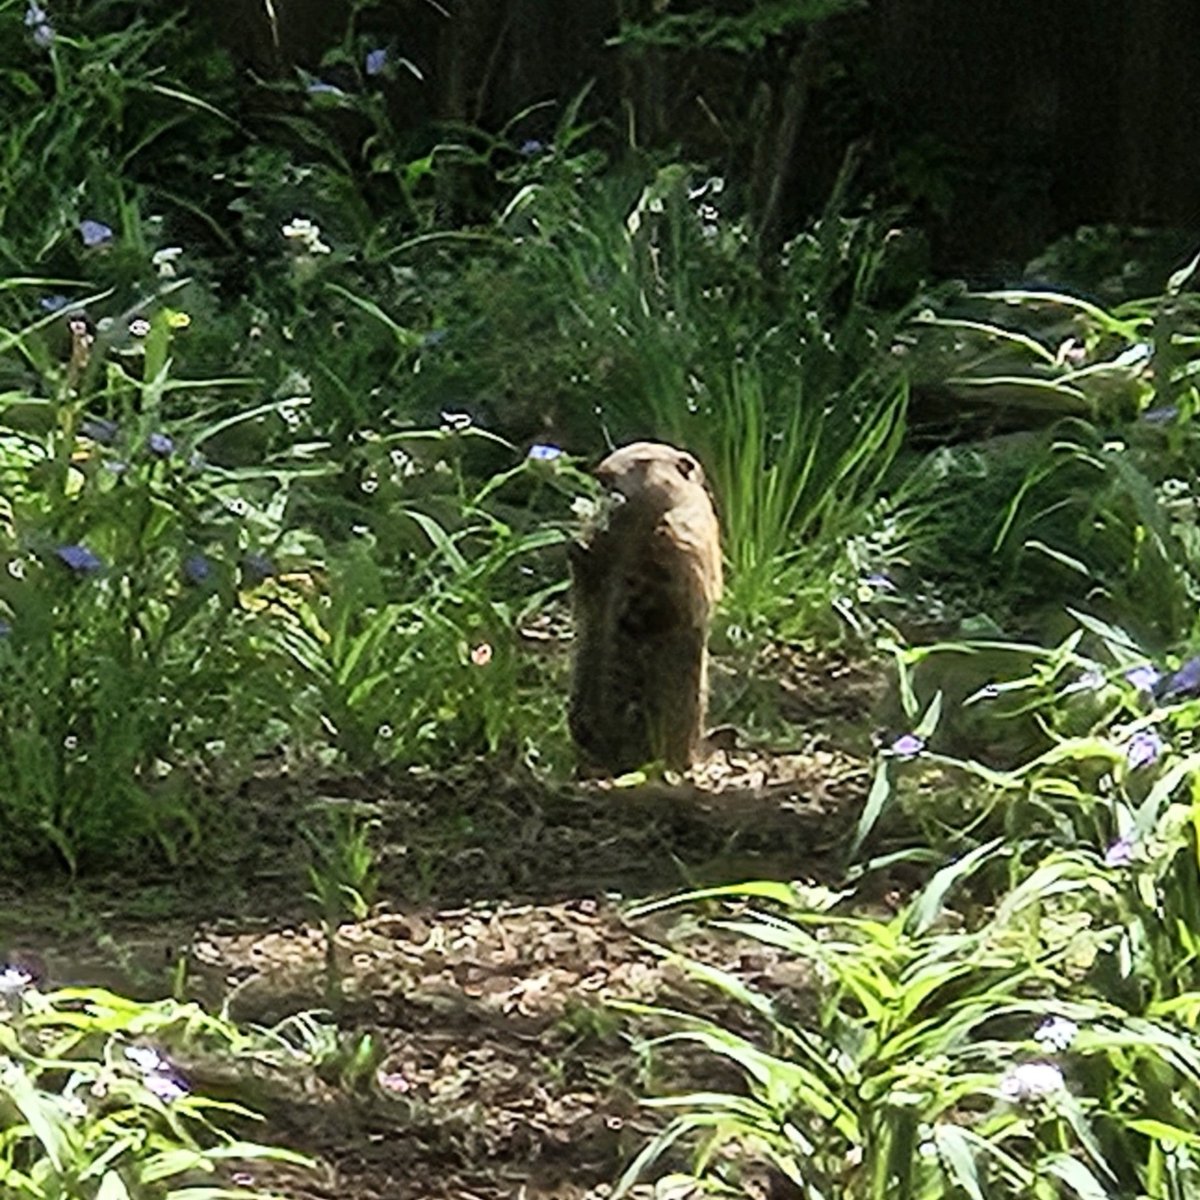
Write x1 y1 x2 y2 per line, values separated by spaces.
568 441 722 774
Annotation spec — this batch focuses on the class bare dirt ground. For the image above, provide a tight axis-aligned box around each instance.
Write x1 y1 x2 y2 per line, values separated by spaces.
1 649 887 1200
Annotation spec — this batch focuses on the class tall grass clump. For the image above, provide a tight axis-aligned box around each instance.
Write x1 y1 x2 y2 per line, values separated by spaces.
425 132 924 639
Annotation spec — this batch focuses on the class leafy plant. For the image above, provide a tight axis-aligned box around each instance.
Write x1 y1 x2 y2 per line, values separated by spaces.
0 969 310 1198
618 842 1200 1199
0 289 311 869
305 805 379 1008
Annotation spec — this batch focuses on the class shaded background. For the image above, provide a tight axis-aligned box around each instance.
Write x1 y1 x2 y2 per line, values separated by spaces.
205 0 1200 277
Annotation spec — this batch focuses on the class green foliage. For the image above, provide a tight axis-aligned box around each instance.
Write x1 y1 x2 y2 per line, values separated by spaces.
620 844 1200 1198
909 259 1200 640
0 975 309 1198
485 154 919 636
612 0 865 54
0 296 314 869
0 0 922 873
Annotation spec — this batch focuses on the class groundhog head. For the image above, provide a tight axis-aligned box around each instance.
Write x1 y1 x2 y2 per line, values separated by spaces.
593 441 705 511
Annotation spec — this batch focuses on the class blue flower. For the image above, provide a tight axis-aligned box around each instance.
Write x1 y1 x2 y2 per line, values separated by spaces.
365 47 388 76
1104 833 1136 868
1126 729 1165 771
147 432 174 457
241 553 275 584
1156 656 1200 702
80 417 119 445
183 554 211 585
527 443 562 462
78 219 114 248
889 733 925 760
143 1071 189 1102
519 139 546 157
1124 664 1161 694
1141 405 1179 425
24 1 51 43
55 544 103 574
39 294 69 313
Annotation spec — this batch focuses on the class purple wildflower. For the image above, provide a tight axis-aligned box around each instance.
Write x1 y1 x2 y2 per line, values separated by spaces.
142 1070 188 1102
1034 1017 1078 1052
31 19 52 46
55 544 103 574
1124 664 1161 694
365 48 388 76
519 139 546 157
147 432 174 457
182 554 211 586
1141 405 1179 425
890 733 925 760
1126 729 1165 771
999 1061 1065 1104
78 220 114 248
39 294 69 313
126 1046 167 1074
23 1 46 26
527 443 562 462
1156 656 1200 702
80 417 118 445
241 553 275 584
1104 834 1136 868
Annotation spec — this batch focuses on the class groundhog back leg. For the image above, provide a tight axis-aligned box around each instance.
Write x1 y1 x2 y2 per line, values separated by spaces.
642 625 707 771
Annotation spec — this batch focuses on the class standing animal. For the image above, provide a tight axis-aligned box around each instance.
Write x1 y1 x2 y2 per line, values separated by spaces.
568 441 722 774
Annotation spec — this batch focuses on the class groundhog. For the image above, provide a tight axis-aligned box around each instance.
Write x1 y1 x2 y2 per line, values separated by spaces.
568 441 722 774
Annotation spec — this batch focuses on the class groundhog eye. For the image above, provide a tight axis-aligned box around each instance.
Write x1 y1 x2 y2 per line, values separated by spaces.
677 455 698 478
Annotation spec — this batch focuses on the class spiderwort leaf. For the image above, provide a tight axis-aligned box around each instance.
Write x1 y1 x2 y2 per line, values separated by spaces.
907 839 1004 936
849 759 892 859
95 1171 132 1200
932 1125 985 1200
2 1065 69 1170
913 690 943 739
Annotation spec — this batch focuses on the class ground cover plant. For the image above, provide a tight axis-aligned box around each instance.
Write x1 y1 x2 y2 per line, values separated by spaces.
8 3 1200 1199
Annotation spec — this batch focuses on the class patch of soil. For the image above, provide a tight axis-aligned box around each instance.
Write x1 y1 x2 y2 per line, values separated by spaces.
0 647 887 1200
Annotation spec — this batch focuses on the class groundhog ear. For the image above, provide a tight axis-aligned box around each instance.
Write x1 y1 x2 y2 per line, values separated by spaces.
677 454 700 479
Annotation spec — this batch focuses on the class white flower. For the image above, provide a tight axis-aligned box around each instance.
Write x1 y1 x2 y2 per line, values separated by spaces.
999 1061 1065 1104
0 966 33 996
281 216 331 255
152 246 183 278
1034 1017 1078 1052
